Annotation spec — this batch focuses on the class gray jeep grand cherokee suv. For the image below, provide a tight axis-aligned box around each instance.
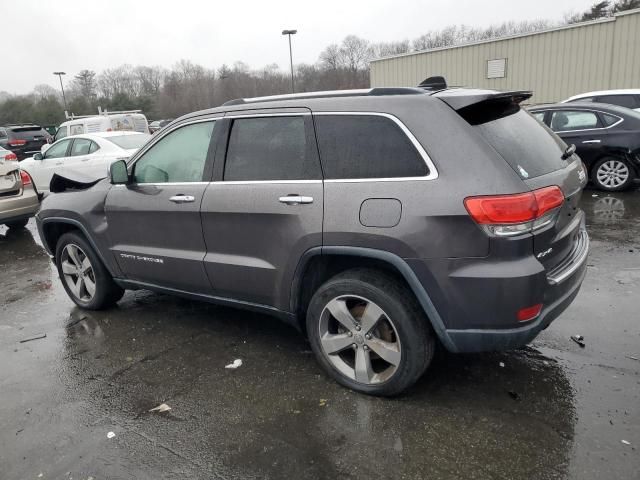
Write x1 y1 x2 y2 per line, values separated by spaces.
36 86 589 395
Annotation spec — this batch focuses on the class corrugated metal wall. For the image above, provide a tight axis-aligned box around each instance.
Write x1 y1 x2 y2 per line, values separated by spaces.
370 9 640 104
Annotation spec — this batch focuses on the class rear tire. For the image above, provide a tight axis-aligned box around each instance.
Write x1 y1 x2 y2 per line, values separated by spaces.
55 232 124 310
5 218 29 229
306 268 435 396
591 157 635 191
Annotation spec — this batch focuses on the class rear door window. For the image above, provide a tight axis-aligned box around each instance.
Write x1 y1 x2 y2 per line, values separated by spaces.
549 110 602 131
70 138 92 156
314 114 428 179
223 116 319 181
474 109 567 179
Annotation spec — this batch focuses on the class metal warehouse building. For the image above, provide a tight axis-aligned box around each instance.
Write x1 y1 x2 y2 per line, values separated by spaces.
370 9 640 104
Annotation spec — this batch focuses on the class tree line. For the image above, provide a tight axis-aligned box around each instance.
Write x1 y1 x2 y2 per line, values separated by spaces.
0 0 637 127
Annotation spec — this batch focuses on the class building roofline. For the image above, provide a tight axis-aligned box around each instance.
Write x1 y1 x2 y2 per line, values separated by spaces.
370 8 639 63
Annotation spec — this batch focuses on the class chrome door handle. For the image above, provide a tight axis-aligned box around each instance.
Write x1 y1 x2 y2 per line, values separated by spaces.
279 195 313 205
582 139 601 144
169 194 195 203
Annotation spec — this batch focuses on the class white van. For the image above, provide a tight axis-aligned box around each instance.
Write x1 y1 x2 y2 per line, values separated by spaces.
51 108 150 144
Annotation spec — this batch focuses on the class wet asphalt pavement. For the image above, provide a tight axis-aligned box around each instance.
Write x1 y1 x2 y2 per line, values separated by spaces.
1 189 639 480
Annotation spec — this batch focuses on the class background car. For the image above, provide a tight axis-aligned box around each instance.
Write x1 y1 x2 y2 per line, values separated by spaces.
148 119 173 134
562 89 640 112
52 109 150 144
20 131 151 194
0 125 52 160
0 146 39 229
529 102 640 191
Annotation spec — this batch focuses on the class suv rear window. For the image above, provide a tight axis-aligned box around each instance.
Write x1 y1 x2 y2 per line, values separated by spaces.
9 126 46 139
473 108 568 179
314 115 428 179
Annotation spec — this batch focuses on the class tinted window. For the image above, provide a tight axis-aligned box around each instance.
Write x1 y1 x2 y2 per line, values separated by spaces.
70 138 92 156
602 113 621 126
550 110 601 131
106 134 151 150
474 109 567 179
224 116 318 181
9 127 47 139
596 94 638 109
55 126 68 141
44 139 71 159
133 121 215 183
89 141 100 153
314 115 427 179
531 111 546 123
0 129 6 139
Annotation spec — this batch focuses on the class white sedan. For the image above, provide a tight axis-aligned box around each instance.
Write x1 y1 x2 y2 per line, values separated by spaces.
21 131 150 194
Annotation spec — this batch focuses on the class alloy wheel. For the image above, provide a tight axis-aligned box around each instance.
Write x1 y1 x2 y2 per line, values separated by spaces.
318 295 401 385
61 244 96 302
596 160 629 189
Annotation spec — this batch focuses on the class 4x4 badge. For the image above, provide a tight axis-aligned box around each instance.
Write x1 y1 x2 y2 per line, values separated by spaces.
536 248 553 259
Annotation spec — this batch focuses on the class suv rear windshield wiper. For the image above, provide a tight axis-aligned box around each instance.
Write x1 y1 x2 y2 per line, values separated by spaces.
562 144 576 160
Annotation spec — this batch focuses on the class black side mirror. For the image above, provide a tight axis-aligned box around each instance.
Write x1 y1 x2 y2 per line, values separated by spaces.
109 160 129 184
33 153 43 161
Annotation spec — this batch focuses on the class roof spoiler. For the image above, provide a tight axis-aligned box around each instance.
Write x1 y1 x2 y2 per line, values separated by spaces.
433 89 533 110
418 76 448 91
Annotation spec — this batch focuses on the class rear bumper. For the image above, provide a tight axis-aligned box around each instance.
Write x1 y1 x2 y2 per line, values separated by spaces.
408 229 589 353
445 250 587 352
0 187 40 224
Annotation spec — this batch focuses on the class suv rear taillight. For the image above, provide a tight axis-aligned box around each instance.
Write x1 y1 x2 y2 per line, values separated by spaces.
20 170 32 186
464 186 564 237
4 152 18 161
8 139 27 147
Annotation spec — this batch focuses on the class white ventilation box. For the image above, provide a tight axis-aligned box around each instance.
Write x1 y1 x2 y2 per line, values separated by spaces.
487 58 507 79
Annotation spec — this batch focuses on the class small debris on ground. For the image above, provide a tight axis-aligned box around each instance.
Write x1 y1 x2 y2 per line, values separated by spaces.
571 335 585 348
508 391 520 401
319 398 328 407
625 355 639 362
225 359 243 369
107 431 116 439
19 333 46 343
149 403 171 413
499 362 505 368
621 439 631 445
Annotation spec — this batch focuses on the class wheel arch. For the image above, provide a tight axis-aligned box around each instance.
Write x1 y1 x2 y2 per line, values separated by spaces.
40 217 116 276
290 246 457 352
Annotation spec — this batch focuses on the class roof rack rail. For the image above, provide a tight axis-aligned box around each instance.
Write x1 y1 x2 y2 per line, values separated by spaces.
64 107 143 120
222 87 426 106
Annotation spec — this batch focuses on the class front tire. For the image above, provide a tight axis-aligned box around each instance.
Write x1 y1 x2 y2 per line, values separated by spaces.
592 157 635 191
55 232 124 310
306 268 435 396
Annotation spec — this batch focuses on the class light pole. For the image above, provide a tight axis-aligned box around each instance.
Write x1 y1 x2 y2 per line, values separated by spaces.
281 29 297 93
53 71 68 112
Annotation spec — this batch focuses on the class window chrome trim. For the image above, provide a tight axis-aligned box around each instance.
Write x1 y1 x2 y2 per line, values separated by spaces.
530 108 624 133
313 111 438 182
113 181 211 187
224 112 311 119
211 179 322 185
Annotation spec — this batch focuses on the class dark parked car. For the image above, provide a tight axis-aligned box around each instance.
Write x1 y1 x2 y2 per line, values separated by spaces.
0 125 52 160
36 86 589 395
529 102 640 191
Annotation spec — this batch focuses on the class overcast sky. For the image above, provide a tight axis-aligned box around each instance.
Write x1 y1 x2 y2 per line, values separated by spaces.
3 0 592 94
